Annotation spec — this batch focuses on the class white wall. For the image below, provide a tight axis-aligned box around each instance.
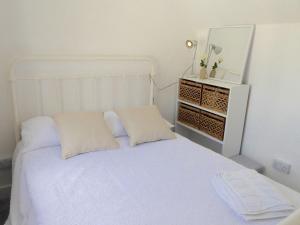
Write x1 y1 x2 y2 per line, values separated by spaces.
0 1 16 159
12 0 196 121
1 0 300 191
242 23 300 192
1 0 196 159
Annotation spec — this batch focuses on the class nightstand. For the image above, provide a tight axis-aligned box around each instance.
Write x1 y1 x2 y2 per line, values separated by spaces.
230 155 264 174
176 78 249 158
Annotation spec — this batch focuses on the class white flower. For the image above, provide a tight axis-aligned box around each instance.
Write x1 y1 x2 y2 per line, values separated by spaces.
201 54 207 61
218 57 223 63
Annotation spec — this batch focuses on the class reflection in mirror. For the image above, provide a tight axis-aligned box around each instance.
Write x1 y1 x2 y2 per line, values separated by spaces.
206 25 255 84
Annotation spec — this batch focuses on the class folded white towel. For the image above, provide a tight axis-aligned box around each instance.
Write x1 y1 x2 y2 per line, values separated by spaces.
212 169 295 221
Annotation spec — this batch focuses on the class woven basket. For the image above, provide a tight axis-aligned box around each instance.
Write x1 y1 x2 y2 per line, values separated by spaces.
199 110 226 141
179 79 202 105
201 85 229 114
177 103 200 129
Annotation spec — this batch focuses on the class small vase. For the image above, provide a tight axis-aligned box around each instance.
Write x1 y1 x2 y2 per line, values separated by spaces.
210 69 216 78
199 67 207 79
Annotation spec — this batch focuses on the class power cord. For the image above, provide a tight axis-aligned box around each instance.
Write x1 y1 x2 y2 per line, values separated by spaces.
150 44 198 92
150 63 193 92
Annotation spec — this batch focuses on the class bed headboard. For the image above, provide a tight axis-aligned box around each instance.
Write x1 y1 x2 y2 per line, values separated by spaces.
10 56 156 141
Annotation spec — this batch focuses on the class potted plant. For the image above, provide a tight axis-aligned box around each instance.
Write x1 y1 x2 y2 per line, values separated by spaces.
210 58 223 78
199 55 208 79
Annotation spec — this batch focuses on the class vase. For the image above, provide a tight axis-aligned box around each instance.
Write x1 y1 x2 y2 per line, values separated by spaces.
210 69 216 78
199 67 207 79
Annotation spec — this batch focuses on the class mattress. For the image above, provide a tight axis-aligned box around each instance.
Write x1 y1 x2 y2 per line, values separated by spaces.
6 134 300 225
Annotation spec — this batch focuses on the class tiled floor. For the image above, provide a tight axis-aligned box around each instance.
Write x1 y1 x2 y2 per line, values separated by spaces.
0 198 9 225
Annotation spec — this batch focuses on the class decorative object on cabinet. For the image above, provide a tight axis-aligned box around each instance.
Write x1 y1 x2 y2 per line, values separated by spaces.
199 67 207 79
176 78 249 157
199 55 208 79
210 69 216 78
209 58 223 78
205 25 255 84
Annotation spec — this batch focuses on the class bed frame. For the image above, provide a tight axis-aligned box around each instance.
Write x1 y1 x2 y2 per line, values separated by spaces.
10 55 156 141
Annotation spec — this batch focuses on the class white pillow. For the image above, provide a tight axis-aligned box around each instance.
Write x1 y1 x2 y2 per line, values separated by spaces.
104 111 127 137
21 116 60 149
116 105 176 146
54 112 119 159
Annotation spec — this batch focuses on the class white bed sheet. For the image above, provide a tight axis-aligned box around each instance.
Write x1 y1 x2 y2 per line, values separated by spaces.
6 134 300 225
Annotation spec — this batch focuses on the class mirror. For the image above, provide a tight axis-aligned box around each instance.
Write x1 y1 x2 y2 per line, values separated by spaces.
205 25 255 84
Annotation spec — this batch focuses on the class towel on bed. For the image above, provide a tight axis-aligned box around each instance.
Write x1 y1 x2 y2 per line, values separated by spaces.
212 169 295 221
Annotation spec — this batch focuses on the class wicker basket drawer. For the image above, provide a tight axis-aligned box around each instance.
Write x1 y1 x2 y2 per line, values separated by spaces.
177 103 200 129
199 110 226 141
201 85 229 114
179 79 202 105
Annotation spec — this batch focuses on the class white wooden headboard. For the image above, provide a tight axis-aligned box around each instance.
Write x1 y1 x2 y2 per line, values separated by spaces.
10 56 156 141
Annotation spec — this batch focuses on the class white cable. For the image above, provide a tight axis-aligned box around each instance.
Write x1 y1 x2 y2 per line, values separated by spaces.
150 44 198 92
151 63 193 92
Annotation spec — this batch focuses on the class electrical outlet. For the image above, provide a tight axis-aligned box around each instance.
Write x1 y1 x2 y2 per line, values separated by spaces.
272 159 291 174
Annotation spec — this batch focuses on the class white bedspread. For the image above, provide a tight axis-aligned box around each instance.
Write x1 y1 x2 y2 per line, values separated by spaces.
7 135 300 225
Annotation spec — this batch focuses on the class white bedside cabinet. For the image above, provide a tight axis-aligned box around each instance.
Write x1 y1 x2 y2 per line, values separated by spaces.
176 78 250 158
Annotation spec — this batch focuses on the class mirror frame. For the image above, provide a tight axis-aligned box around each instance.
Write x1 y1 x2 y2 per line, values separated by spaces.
205 24 255 84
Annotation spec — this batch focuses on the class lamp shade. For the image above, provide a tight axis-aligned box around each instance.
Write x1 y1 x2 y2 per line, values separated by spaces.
210 44 223 55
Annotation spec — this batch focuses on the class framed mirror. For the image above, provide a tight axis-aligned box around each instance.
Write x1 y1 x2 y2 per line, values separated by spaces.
205 25 255 84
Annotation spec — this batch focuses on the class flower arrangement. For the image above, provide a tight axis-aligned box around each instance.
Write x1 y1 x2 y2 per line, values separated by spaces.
199 54 208 79
200 55 208 68
210 58 223 78
212 58 223 70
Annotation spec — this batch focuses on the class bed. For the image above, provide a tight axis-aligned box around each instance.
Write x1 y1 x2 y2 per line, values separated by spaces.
6 56 300 225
